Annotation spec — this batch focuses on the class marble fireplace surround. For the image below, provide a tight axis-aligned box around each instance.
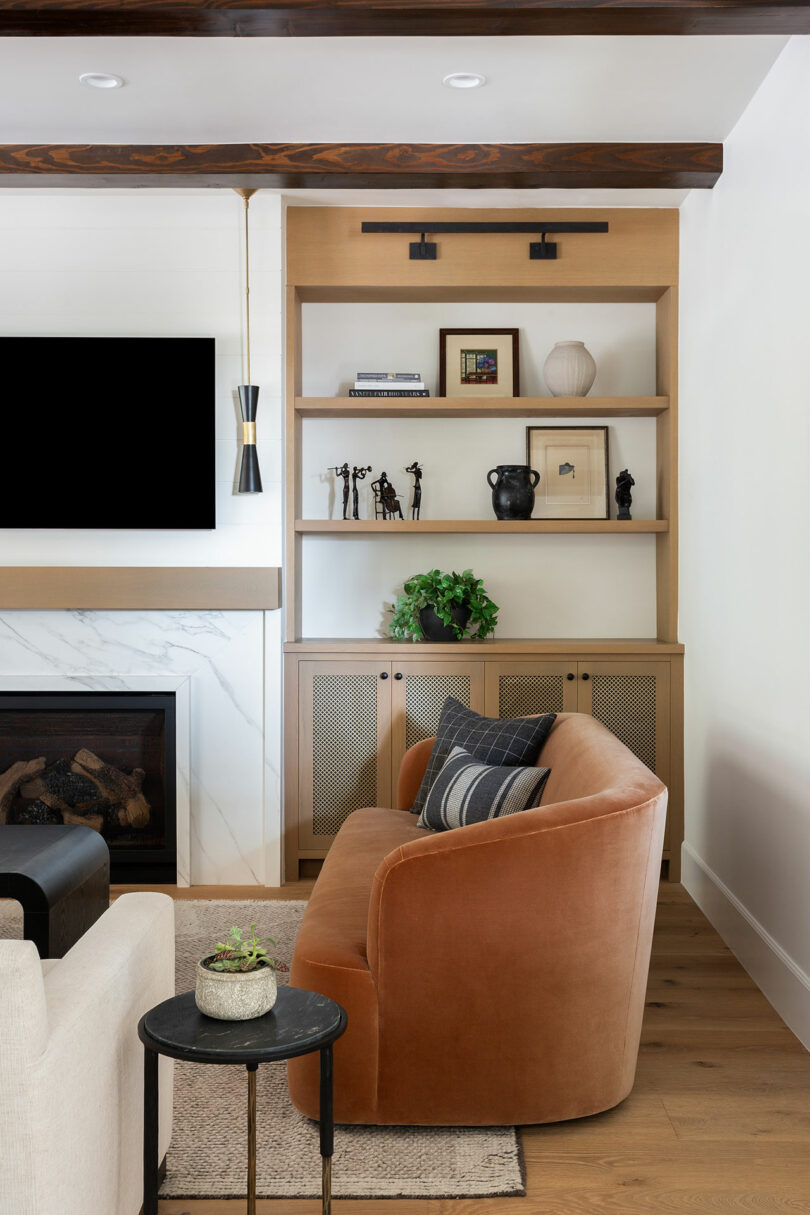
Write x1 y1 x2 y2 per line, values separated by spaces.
0 610 277 886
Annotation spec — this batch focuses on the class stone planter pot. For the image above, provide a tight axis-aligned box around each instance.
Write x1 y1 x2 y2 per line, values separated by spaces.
195 957 277 1021
418 604 471 643
543 341 597 397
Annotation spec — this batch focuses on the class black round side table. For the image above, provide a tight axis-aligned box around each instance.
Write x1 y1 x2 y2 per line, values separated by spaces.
138 987 347 1215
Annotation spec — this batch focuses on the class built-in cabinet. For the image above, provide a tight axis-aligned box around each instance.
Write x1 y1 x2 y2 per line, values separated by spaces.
287 646 682 875
283 206 683 884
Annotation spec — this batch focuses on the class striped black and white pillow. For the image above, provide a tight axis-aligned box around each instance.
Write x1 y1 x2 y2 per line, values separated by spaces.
418 745 551 832
410 697 556 815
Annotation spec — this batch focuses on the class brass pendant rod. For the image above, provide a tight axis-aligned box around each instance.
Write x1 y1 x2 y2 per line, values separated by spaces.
235 187 258 384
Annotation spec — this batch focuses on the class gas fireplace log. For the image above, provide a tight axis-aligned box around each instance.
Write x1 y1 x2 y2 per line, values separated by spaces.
17 779 106 824
21 757 100 807
71 749 151 829
0 757 46 824
60 808 105 833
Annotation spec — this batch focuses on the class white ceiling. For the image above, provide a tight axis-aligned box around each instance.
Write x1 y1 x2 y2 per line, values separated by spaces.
0 35 787 145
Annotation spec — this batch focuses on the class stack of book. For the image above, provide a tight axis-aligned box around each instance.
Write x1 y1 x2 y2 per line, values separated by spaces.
348 372 429 398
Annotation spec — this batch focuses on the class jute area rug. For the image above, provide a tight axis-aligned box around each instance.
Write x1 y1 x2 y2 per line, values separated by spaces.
0 897 525 1200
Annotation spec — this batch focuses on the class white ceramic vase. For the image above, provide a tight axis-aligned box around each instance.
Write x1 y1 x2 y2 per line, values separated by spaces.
195 958 277 1021
543 341 597 397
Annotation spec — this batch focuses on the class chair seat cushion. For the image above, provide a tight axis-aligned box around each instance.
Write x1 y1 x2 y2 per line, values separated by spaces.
295 807 430 971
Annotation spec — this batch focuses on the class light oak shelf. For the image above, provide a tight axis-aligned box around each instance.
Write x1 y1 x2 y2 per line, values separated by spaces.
285 638 685 655
296 395 668 419
297 286 669 304
296 519 667 534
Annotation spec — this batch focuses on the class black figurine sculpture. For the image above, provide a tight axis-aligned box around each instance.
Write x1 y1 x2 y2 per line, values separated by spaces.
351 465 372 520
405 461 423 520
615 468 635 521
330 462 351 519
371 471 404 520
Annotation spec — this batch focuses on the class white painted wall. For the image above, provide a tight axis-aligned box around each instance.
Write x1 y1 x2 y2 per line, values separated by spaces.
679 37 810 1047
0 189 285 884
0 189 282 566
301 300 659 638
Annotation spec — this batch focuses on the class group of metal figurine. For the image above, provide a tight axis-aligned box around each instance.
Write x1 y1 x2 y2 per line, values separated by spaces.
329 461 423 521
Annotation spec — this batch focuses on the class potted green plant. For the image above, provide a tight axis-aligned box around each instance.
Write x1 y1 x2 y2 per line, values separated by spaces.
195 924 277 1021
389 568 499 642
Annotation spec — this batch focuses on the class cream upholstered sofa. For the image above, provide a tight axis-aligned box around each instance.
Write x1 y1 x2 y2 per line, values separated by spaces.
0 892 174 1215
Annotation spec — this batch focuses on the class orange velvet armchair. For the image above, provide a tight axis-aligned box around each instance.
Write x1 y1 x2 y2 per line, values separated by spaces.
288 713 667 1126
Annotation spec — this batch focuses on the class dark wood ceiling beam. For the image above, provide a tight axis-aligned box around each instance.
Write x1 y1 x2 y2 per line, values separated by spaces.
0 1 807 37
0 142 723 189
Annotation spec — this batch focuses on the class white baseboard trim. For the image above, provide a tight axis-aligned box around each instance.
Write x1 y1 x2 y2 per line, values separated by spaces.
681 842 810 1051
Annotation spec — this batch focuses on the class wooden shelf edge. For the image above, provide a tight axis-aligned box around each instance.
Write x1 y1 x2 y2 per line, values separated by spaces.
296 285 671 304
296 395 668 418
0 567 282 611
285 638 685 655
296 519 668 534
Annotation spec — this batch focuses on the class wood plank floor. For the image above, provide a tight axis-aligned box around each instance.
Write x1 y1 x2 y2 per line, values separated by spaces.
131 882 810 1215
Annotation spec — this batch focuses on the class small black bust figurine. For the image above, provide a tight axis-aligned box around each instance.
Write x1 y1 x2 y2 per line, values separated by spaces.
615 468 635 521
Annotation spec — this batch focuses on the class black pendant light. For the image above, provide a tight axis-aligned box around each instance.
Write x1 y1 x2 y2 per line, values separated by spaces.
236 187 263 494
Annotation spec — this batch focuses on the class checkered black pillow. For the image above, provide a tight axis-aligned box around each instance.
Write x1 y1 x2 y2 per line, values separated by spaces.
410 697 556 815
418 745 552 831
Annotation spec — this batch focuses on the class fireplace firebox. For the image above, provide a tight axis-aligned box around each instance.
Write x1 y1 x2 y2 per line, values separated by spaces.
0 693 176 883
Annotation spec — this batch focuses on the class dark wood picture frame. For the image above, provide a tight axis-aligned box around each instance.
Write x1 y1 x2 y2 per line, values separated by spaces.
526 425 610 519
439 328 520 397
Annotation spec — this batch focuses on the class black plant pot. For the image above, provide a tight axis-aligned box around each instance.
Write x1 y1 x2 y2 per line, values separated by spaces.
418 604 471 643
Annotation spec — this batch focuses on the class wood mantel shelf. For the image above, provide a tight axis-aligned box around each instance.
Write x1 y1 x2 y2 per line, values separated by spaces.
0 567 281 611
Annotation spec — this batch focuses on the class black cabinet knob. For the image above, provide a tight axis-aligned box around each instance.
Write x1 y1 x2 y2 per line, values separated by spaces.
581 672 590 681
380 671 389 680
566 672 575 681
394 672 403 680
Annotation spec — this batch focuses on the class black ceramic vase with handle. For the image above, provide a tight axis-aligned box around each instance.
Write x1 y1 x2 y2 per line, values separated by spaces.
487 465 541 520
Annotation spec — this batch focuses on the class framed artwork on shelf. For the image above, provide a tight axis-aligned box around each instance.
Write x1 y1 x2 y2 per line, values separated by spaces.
439 328 519 398
526 426 609 519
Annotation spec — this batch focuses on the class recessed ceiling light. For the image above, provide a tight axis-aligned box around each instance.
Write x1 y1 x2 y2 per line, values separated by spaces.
79 72 125 90
442 72 487 90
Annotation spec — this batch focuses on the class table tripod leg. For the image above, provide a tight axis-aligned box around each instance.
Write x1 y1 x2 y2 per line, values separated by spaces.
320 1044 334 1215
247 1063 258 1215
143 1047 159 1215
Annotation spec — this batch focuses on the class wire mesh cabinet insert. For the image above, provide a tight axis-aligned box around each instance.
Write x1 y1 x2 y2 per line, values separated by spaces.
298 661 392 851
390 661 485 784
484 660 579 718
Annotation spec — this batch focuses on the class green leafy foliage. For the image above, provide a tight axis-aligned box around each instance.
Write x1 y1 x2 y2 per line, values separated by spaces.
388 568 499 642
206 924 276 973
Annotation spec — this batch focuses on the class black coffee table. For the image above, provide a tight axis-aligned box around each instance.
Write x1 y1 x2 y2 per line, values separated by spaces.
0 824 109 957
138 986 348 1215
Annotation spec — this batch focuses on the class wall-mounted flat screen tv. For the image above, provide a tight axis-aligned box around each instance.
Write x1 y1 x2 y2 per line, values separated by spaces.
0 337 216 529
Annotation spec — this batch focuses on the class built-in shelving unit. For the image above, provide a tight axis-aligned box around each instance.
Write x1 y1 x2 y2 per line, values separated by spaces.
283 205 683 883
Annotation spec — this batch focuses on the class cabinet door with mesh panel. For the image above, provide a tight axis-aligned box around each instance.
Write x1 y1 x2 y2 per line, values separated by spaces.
390 661 485 793
298 661 392 850
577 661 671 790
484 660 578 720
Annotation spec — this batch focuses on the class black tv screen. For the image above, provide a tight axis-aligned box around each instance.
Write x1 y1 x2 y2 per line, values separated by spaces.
0 337 216 529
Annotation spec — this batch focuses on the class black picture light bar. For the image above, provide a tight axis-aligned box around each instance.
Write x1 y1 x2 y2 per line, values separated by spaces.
361 220 609 261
